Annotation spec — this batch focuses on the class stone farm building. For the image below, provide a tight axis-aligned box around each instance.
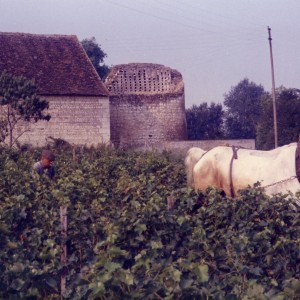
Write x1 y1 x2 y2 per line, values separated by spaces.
0 32 110 147
105 63 187 148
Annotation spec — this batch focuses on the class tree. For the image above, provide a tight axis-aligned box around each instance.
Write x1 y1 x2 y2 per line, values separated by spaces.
186 102 224 140
0 71 51 147
256 87 300 150
81 37 111 80
224 78 266 139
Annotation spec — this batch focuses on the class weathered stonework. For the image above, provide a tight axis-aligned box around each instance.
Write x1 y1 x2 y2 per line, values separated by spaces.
106 63 187 148
138 139 256 157
16 96 110 147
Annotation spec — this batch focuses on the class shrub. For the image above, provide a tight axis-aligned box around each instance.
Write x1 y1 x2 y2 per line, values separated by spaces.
1 146 300 299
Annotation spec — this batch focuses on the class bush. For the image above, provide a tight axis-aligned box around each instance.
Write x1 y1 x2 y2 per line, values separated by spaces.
1 146 300 299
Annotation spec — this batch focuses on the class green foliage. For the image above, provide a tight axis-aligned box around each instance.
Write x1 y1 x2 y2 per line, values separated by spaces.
0 71 50 147
256 88 300 150
224 78 266 139
186 102 224 140
81 37 111 80
1 146 300 299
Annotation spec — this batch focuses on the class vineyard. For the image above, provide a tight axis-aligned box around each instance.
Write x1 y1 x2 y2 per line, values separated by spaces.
1 145 300 299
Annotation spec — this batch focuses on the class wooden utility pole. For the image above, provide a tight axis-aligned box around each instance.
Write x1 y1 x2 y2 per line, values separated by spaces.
60 206 67 298
268 26 278 148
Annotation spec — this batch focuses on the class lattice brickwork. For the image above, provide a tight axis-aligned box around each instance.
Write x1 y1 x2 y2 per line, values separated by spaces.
106 63 182 95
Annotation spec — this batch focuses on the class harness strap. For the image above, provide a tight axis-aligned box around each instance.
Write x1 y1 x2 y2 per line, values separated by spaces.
229 146 240 197
296 139 300 183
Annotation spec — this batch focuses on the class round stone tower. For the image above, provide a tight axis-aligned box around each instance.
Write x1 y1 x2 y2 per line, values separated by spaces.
105 63 187 148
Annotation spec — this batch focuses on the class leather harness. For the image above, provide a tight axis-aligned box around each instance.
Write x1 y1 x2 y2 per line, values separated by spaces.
196 145 241 198
296 140 300 183
229 146 240 198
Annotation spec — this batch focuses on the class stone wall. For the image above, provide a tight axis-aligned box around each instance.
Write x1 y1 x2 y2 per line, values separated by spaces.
106 63 187 148
110 94 187 148
16 95 110 147
135 139 256 157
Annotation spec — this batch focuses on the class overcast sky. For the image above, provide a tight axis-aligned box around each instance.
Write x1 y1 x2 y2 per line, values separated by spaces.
1 0 300 107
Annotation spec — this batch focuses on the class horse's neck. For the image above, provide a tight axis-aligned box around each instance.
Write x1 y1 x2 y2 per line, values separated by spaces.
249 143 296 158
277 143 296 158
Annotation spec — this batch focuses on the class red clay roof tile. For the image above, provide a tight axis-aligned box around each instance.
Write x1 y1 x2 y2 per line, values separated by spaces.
0 32 109 96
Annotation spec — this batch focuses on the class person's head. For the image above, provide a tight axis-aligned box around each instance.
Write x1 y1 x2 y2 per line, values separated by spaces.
40 149 55 168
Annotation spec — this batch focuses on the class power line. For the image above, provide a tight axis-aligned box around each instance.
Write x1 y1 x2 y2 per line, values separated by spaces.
104 0 266 38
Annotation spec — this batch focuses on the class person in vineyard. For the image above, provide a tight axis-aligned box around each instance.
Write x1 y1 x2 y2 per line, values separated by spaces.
32 149 56 180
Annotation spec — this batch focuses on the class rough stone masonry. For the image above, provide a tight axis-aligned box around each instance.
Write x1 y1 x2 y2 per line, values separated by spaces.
105 63 187 149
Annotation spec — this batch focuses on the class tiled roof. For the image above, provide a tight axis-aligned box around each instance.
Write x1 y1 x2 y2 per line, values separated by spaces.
0 32 108 96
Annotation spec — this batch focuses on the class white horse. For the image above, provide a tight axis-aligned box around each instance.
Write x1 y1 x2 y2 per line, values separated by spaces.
185 143 300 197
